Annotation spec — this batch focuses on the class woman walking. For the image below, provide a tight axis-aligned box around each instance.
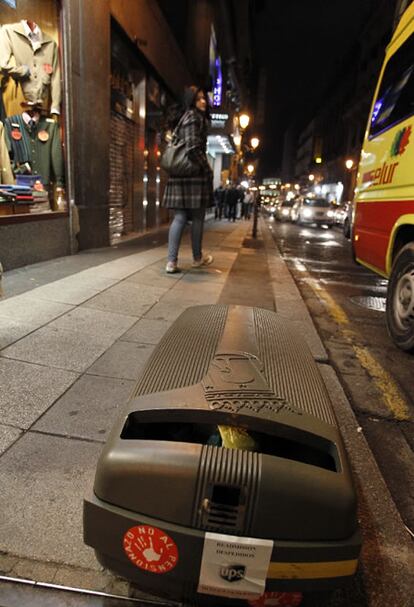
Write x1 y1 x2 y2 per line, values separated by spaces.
162 85 214 274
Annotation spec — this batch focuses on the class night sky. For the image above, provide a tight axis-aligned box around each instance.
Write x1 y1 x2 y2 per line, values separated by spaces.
252 0 378 175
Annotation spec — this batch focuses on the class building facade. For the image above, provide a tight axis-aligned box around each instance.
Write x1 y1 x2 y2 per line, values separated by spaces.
0 0 254 270
291 0 398 200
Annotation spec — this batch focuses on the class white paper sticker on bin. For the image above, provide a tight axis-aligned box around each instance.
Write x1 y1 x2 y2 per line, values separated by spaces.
198 532 274 599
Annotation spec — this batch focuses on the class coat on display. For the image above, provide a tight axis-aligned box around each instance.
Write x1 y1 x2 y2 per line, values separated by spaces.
0 121 13 184
0 22 61 113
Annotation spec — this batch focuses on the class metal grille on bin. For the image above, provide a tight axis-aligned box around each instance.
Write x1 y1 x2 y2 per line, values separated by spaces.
192 445 260 534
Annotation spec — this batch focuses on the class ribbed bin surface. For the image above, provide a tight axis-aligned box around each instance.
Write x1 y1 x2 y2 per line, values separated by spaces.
133 304 335 425
133 305 228 396
254 308 335 425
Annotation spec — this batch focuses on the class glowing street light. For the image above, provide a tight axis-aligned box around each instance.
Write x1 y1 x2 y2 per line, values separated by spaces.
239 113 250 130
308 174 315 182
233 133 242 147
247 164 255 174
345 159 354 170
250 137 260 149
315 156 322 164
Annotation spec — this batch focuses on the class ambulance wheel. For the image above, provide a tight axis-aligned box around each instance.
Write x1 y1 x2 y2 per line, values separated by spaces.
386 243 414 352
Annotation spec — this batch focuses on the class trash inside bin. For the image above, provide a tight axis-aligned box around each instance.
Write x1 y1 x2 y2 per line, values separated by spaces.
84 305 361 604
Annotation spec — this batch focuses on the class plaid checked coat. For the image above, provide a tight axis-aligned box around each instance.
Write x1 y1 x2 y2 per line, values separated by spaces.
162 109 213 209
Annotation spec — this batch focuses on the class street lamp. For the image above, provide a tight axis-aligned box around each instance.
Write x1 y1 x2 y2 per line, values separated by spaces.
308 174 315 182
247 164 255 174
239 112 250 130
250 137 260 149
233 133 241 148
345 159 354 170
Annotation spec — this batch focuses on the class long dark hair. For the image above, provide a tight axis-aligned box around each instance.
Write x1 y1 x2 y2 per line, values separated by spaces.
164 85 210 130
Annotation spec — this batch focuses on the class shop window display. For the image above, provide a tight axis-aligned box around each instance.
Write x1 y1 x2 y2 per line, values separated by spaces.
0 1 65 216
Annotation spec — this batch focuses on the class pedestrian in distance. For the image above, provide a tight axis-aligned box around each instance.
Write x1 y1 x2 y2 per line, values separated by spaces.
214 184 225 220
243 189 253 219
236 184 244 219
161 85 214 274
225 184 239 222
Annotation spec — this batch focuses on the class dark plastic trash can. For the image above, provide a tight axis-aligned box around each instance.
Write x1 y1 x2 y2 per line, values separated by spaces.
84 305 361 604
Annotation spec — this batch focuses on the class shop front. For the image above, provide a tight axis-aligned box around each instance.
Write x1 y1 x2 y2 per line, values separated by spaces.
0 0 71 270
0 1 233 270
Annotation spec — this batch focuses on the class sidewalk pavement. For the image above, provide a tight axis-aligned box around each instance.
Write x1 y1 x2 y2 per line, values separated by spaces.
0 218 413 606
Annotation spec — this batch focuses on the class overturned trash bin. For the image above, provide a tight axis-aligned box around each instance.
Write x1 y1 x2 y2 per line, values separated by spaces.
84 305 361 604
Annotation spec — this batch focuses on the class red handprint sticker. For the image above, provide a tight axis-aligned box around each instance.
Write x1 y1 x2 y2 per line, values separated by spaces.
123 525 178 574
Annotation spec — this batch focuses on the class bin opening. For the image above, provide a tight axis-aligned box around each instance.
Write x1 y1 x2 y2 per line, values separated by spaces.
121 417 338 472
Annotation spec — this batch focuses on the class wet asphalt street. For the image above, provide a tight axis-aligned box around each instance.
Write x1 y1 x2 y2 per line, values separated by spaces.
265 214 414 536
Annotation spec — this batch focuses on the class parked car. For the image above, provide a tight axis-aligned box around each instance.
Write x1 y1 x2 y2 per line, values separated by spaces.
291 197 335 227
275 199 296 221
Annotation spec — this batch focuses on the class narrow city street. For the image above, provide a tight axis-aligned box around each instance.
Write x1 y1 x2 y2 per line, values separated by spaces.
1 218 413 607
1 0 414 606
265 215 414 534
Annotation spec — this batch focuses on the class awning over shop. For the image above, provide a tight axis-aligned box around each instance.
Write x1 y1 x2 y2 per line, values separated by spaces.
207 134 234 157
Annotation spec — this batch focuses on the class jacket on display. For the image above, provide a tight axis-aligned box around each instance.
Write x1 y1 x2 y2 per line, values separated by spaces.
0 121 13 184
0 22 61 112
4 114 63 185
162 108 213 210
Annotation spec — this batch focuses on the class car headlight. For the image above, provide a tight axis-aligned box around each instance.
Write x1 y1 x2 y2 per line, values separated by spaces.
327 210 334 218
303 209 312 218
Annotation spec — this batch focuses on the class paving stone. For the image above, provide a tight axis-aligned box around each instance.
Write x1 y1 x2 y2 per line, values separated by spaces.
105 577 131 597
121 318 171 345
29 278 115 306
33 374 135 442
273 296 312 320
11 559 58 584
0 424 22 454
53 565 111 591
179 266 229 283
0 433 102 569
84 249 165 280
144 301 190 322
161 285 222 306
0 294 73 325
87 341 154 380
0 358 78 428
49 307 136 340
1 327 114 373
125 264 182 288
0 580 146 606
0 316 35 350
0 553 19 574
52 269 121 290
1 309 136 372
82 282 167 317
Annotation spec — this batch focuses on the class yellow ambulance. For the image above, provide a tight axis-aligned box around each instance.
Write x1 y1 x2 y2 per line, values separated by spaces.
353 1 414 351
